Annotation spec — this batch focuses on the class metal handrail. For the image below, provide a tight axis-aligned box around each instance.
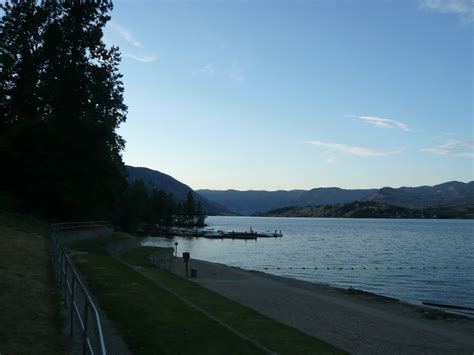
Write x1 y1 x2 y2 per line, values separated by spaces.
50 223 108 355
52 221 113 231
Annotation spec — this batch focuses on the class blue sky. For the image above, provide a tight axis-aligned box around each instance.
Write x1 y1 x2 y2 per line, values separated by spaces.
105 0 473 190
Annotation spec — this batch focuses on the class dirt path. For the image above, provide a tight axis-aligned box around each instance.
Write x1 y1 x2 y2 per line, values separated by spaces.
170 257 474 355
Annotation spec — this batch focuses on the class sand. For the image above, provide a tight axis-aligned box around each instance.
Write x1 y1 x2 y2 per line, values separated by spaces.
170 257 474 354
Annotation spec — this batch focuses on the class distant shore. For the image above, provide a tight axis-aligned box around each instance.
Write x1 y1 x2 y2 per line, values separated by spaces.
170 256 474 354
252 201 474 219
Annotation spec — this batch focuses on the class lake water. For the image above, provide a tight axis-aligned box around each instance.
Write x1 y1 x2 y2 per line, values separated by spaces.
142 216 474 314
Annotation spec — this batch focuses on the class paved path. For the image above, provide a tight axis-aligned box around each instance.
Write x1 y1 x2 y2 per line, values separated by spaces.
171 257 474 355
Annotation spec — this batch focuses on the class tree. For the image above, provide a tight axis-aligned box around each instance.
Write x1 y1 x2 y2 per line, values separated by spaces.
195 201 207 227
183 191 196 226
0 0 127 220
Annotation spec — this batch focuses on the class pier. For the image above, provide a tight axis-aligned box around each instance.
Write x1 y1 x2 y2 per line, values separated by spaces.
137 226 283 240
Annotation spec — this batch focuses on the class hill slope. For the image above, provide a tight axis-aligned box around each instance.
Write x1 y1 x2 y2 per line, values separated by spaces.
199 181 474 215
197 188 376 215
125 166 231 215
257 201 474 219
366 181 474 208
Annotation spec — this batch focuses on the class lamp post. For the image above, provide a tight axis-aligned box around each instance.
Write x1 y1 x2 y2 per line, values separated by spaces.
174 242 178 257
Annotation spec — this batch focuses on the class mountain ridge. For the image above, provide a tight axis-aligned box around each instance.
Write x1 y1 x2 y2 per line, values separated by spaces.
198 181 474 215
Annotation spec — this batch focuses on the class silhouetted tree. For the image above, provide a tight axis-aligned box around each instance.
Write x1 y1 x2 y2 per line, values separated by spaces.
0 0 127 220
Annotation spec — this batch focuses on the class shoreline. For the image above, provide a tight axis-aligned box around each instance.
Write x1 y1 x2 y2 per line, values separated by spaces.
168 255 474 354
179 257 473 319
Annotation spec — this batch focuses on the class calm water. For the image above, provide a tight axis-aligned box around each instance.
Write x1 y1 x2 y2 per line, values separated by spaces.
143 216 474 313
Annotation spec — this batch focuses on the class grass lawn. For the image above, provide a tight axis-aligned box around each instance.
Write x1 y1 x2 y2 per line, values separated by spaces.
73 249 263 354
0 212 64 355
123 247 346 355
73 239 345 354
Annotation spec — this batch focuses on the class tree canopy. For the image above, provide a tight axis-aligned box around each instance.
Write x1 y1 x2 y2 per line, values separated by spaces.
0 0 127 220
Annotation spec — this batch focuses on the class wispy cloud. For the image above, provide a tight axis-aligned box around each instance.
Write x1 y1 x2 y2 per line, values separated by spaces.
194 64 216 76
326 156 341 163
348 115 411 132
420 0 474 24
308 140 402 157
123 53 156 63
109 21 142 48
422 140 474 157
106 21 157 63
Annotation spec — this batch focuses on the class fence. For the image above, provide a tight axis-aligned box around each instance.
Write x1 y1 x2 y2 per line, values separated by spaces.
50 222 109 355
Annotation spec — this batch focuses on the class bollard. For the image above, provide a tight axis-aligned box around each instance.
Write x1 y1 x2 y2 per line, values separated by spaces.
182 252 190 277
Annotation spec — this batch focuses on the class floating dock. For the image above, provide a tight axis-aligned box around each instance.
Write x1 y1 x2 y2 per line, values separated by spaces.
137 227 283 240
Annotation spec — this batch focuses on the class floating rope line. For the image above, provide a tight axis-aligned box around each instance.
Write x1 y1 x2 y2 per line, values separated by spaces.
260 266 474 271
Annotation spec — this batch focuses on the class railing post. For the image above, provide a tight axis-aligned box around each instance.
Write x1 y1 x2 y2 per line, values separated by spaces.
59 250 63 288
83 302 89 355
64 262 68 307
70 274 75 336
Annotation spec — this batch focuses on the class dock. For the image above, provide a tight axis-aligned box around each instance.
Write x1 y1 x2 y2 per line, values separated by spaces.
137 227 283 240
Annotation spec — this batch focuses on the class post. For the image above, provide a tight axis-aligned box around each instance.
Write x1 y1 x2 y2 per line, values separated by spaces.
83 302 89 355
70 275 75 336
64 262 68 306
175 242 178 257
182 252 190 277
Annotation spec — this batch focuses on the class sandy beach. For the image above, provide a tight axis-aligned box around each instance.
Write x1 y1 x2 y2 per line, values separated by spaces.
170 257 474 354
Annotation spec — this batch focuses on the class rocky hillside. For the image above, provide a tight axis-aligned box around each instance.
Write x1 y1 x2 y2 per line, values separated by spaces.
366 181 474 208
257 201 474 219
199 181 474 215
197 188 376 215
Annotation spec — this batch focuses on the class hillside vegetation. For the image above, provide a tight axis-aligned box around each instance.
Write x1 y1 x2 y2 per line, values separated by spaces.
200 181 474 215
257 201 474 219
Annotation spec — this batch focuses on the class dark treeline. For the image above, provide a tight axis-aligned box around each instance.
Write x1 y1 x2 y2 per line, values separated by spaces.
0 1 203 231
120 179 207 231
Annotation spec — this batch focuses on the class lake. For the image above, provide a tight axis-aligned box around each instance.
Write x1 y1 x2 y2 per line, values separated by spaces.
142 216 474 314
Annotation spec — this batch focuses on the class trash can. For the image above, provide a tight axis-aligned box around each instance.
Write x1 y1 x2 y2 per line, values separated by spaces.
191 268 198 278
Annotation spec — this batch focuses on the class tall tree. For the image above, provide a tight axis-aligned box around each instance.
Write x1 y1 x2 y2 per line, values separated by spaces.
0 0 127 220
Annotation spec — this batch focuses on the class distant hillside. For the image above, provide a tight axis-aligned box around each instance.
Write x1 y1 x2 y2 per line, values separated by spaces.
199 181 474 215
197 188 377 215
366 181 474 208
125 166 231 215
257 201 474 219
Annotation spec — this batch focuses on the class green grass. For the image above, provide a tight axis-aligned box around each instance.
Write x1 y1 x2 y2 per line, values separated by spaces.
75 239 344 354
121 246 162 264
123 247 345 355
73 246 263 354
0 212 64 354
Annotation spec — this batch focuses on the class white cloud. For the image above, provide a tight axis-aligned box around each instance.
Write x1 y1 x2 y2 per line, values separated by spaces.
420 0 474 23
422 140 474 157
194 64 216 76
308 140 400 157
107 21 156 63
109 21 142 48
349 115 411 132
326 156 341 163
123 53 157 63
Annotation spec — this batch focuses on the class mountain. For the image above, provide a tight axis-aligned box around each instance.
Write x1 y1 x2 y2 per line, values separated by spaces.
198 181 474 215
125 166 231 215
197 188 376 215
257 201 474 219
366 181 474 208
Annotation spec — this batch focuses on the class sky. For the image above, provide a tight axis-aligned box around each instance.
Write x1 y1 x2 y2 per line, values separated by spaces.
104 0 474 191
